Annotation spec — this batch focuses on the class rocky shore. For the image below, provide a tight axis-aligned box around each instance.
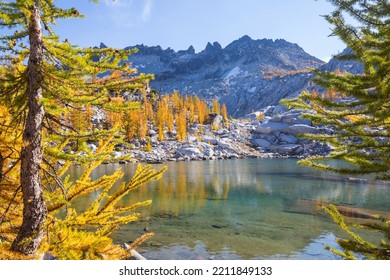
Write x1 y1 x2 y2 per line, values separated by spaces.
250 105 331 157
104 106 331 164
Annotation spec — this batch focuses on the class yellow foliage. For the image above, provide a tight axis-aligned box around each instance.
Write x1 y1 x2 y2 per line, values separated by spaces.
221 103 229 127
171 91 182 111
0 109 167 259
311 90 319 98
167 109 174 134
0 243 34 260
145 138 152 152
68 106 91 132
263 68 313 79
129 232 155 250
176 108 187 142
158 124 164 141
105 97 123 129
1 158 166 260
130 91 216 141
125 109 148 141
126 109 140 141
211 99 221 115
256 113 265 121
0 105 24 258
345 115 364 122
138 112 148 140
141 89 154 121
0 1 164 259
211 123 219 131
42 224 129 260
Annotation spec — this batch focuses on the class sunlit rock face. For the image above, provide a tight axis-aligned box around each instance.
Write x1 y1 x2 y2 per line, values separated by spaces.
98 37 362 118
115 35 323 117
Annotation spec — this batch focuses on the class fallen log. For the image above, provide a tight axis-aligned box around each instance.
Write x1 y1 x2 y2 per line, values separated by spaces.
284 199 389 222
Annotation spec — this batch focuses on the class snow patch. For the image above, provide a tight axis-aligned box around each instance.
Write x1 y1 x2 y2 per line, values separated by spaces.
223 66 241 79
248 87 257 93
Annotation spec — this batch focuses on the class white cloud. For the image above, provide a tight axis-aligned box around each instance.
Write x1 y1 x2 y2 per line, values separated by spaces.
103 0 153 27
142 0 153 22
104 0 133 8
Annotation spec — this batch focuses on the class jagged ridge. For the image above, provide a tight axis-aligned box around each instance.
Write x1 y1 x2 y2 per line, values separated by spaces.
99 37 360 118
103 36 323 117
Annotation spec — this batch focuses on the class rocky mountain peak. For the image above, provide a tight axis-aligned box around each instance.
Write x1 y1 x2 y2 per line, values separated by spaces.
177 46 195 56
203 42 223 53
237 34 252 43
119 37 360 117
320 47 363 74
99 42 108 49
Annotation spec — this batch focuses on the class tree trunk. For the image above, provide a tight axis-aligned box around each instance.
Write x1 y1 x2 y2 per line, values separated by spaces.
11 1 47 255
0 154 3 182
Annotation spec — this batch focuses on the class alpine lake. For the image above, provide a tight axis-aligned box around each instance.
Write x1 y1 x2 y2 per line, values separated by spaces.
69 158 390 260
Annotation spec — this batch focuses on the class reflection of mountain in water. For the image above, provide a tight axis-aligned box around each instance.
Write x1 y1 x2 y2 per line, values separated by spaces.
121 159 389 214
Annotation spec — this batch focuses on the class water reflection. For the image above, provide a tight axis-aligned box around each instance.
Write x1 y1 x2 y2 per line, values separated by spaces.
70 159 390 259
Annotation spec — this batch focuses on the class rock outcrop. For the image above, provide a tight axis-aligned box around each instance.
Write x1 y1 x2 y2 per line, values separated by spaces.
97 38 364 121
113 35 324 117
91 39 365 161
249 106 331 157
101 109 331 164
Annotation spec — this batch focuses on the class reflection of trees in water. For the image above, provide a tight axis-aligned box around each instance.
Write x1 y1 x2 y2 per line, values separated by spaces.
70 160 389 218
68 160 389 259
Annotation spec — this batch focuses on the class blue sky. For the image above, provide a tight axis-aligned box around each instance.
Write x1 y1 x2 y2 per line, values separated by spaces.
54 0 346 62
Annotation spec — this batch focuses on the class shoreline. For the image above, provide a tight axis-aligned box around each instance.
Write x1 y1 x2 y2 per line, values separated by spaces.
102 106 332 165
101 156 390 186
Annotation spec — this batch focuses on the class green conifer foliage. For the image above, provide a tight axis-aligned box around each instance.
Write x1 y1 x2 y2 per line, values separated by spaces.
0 0 166 259
323 205 389 260
282 0 389 260
283 0 389 180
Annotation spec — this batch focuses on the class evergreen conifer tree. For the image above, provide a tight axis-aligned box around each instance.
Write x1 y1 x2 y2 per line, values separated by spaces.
221 103 229 127
176 108 187 142
211 99 221 115
283 0 389 179
283 0 389 260
0 0 165 259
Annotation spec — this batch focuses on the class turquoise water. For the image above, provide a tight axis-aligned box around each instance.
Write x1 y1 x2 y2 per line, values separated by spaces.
70 159 390 260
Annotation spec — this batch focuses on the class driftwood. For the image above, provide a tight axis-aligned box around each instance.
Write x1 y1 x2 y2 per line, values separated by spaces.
284 199 389 222
123 243 147 260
